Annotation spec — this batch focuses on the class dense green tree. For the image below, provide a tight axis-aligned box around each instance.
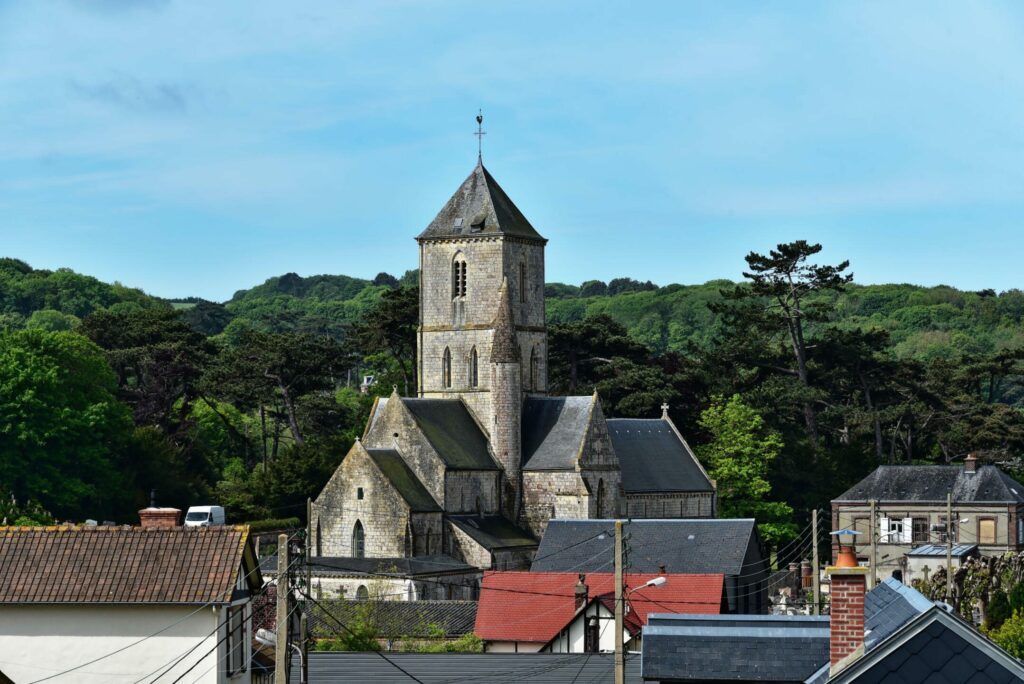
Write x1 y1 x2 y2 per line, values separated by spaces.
548 314 647 395
991 610 1024 658
715 241 853 447
24 309 80 331
697 395 796 545
346 287 418 396
0 329 133 518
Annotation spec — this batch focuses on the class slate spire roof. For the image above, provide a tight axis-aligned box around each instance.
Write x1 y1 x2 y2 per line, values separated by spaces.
490 278 520 363
417 163 545 242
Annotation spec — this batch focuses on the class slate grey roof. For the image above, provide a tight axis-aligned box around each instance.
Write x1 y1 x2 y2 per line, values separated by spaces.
607 418 713 494
417 163 546 242
907 543 979 558
522 396 595 471
642 613 830 682
448 514 538 551
829 607 1024 683
310 599 477 639
531 519 761 576
366 448 441 512
833 465 1024 503
263 555 476 578
402 398 498 471
863 577 935 649
291 652 641 684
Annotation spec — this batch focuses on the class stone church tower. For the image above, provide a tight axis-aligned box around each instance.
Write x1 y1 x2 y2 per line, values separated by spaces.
416 162 547 518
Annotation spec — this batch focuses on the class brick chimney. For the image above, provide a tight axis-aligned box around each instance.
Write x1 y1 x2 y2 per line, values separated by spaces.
828 566 868 674
139 507 181 529
575 574 589 610
965 452 978 474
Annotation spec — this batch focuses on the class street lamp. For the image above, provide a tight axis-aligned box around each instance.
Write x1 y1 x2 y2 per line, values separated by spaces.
629 576 667 594
256 628 305 684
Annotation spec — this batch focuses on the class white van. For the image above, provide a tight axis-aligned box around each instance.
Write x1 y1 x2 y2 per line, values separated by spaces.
184 505 226 527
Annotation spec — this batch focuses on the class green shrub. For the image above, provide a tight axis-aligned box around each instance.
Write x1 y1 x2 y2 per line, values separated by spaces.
243 517 301 533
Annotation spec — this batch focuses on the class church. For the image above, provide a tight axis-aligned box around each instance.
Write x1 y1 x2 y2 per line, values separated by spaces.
309 161 715 599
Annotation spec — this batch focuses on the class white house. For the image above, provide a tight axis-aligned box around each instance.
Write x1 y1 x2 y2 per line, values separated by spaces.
0 510 263 684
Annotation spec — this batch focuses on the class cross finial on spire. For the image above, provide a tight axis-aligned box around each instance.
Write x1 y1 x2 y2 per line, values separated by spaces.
661 403 670 419
475 109 486 164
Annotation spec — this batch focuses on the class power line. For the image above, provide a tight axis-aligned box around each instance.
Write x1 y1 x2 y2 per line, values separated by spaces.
299 588 426 684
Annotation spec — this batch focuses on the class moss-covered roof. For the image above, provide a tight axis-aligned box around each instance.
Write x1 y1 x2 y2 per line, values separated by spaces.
417 163 545 242
402 399 498 471
448 514 537 550
366 448 441 512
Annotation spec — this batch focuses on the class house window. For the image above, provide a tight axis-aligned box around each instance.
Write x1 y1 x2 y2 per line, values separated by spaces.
355 585 369 600
469 347 478 388
452 255 467 299
357 487 364 500
442 348 452 388
912 518 930 544
352 520 365 558
880 517 911 544
226 605 245 675
979 518 997 545
519 262 527 303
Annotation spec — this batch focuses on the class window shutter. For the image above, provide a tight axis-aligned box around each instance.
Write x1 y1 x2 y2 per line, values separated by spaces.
902 517 914 544
880 517 890 543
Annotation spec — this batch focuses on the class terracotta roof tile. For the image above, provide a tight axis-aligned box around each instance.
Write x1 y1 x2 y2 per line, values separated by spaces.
474 571 725 644
0 525 258 605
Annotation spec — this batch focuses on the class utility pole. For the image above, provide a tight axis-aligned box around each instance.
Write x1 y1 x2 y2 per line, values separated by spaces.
946 491 953 603
275 533 288 684
869 499 877 589
812 509 820 616
304 498 312 684
614 520 624 684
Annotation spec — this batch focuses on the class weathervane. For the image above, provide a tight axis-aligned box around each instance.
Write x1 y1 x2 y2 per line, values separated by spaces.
475 109 486 163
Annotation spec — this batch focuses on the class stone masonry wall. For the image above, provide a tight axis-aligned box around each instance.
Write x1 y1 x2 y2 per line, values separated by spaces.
444 470 500 515
625 492 714 518
522 470 591 539
312 443 411 558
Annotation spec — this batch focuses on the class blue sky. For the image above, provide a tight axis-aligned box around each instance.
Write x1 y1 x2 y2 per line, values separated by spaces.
2 1 1023 300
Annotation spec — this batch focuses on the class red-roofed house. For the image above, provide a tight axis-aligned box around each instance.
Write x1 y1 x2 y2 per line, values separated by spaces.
474 571 726 653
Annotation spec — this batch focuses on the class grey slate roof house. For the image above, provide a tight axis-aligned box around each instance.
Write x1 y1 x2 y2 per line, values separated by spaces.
832 456 1024 575
641 571 1024 683
532 519 769 614
310 161 715 589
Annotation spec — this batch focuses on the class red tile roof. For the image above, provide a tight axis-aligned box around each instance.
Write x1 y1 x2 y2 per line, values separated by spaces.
474 571 725 644
0 525 260 605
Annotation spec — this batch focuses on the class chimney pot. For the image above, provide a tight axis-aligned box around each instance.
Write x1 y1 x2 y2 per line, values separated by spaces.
827 565 868 674
575 574 589 610
965 453 978 474
139 507 181 529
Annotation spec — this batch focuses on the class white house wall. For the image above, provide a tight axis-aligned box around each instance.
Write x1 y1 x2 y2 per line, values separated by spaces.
0 604 246 684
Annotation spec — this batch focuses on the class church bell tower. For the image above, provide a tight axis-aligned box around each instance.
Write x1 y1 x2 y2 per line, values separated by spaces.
415 161 548 438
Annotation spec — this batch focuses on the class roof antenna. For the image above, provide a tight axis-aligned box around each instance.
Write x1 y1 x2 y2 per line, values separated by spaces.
475 109 486 165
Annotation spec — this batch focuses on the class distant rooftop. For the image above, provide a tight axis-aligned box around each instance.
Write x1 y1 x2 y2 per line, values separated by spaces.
833 464 1024 504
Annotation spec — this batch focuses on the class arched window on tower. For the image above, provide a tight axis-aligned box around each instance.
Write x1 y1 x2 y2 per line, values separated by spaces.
452 254 467 299
442 348 452 389
352 520 365 558
596 478 606 517
468 347 478 388
530 347 539 391
519 262 527 303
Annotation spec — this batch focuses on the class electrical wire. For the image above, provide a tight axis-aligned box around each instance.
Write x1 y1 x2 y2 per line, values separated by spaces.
23 531 294 684
298 588 426 684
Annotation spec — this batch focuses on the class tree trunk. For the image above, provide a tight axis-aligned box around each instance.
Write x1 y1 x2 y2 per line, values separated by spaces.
784 310 819 448
260 404 268 469
860 374 884 462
